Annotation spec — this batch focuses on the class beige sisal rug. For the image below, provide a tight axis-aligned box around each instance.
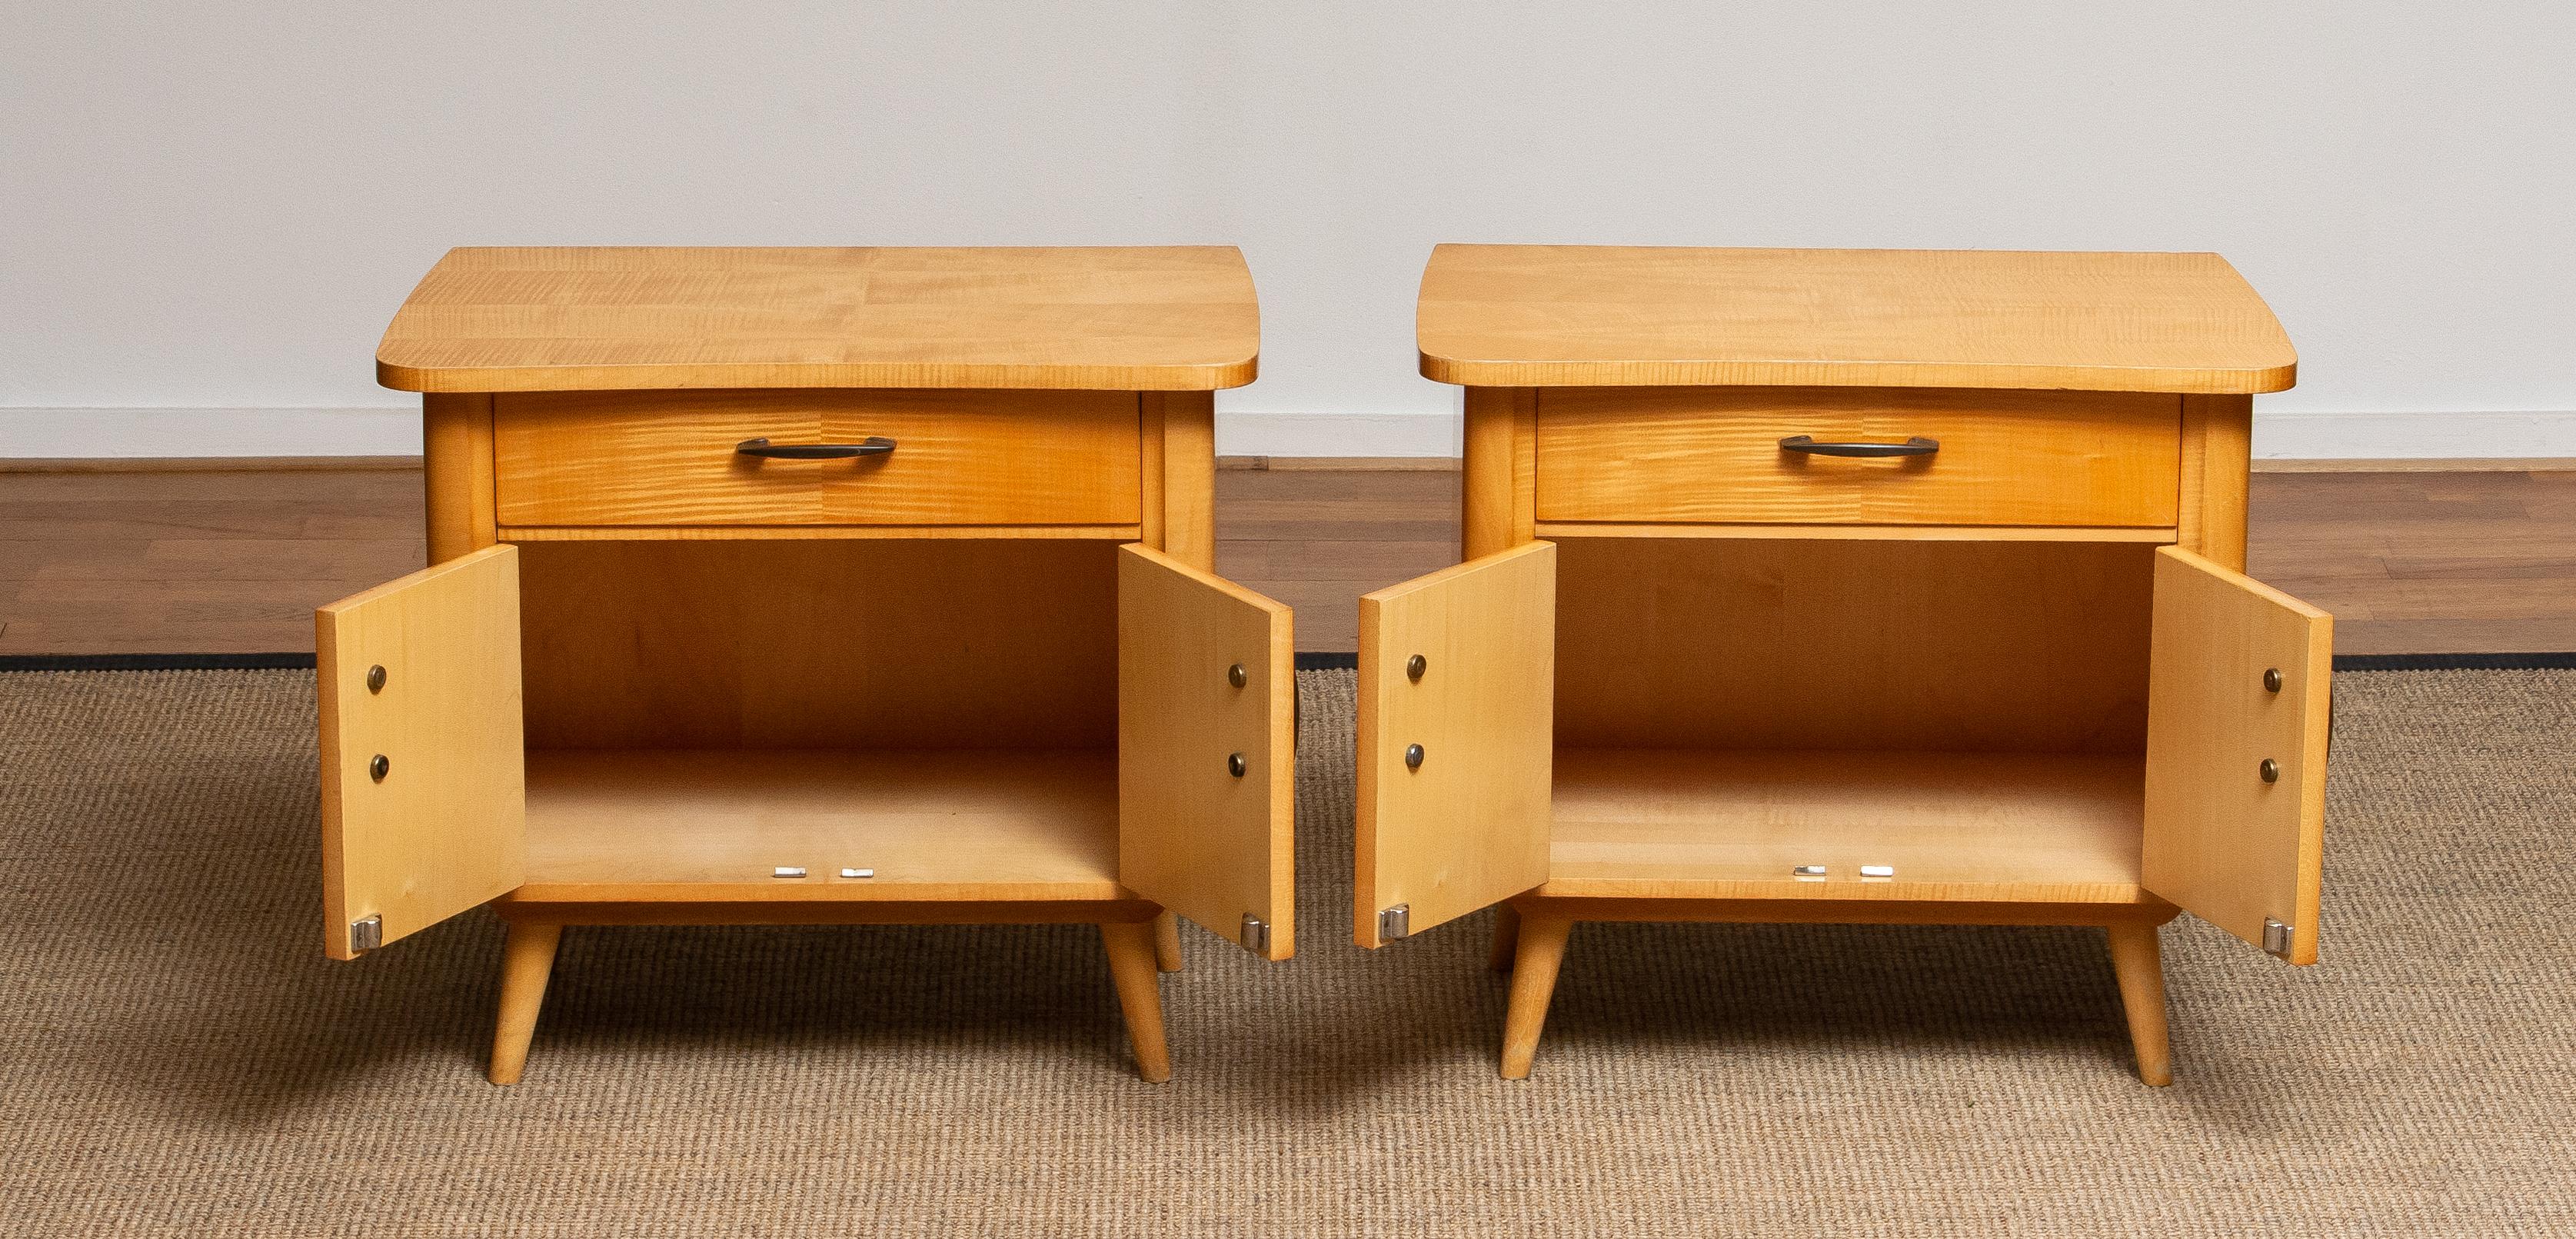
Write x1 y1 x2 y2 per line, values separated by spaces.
1 667 2571 1236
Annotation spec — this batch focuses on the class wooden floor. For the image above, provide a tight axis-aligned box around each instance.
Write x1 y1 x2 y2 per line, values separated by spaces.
1 463 2570 655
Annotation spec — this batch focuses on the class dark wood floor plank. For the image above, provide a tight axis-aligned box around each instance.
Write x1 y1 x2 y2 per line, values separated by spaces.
1 465 2570 655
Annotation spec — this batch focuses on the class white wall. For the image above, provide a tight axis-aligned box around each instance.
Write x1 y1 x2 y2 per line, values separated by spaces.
6 2 2574 458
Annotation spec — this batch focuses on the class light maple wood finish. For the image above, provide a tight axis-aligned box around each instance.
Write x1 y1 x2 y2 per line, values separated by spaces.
1461 387 1536 558
488 921 561 1085
1551 538 2155 753
1545 750 2145 903
1153 391 1218 569
491 389 1141 528
494 899 1163 927
1536 388 2181 528
516 750 1121 902
498 523 1139 541
1355 542 1557 947
1522 896 2177 928
378 247 1260 393
513 540 1116 750
1498 910 1572 1080
316 545 524 959
1115 545 1294 959
2142 548 2335 964
421 393 496 562
2178 394 2254 569
2105 923 2173 1086
1533 523 2178 543
1417 246 2295 392
1099 921 1173 1083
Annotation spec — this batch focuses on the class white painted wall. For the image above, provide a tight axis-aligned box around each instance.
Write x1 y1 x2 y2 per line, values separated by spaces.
5 2 2573 458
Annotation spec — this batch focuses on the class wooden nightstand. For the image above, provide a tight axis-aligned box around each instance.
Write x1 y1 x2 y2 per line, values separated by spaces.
1359 245 2330 1084
322 246 1293 1084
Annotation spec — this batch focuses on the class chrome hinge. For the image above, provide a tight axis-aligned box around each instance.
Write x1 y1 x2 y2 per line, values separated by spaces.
2261 918 2293 957
1378 904 1410 941
1240 914 1270 955
348 914 383 954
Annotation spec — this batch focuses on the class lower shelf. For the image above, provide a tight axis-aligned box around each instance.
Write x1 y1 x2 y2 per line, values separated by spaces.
517 748 1123 903
1543 748 2146 904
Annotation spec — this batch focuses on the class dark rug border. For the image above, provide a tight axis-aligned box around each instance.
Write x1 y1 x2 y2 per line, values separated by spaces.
1 651 2568 674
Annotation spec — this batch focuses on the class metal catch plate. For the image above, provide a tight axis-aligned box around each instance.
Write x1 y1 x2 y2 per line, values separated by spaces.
348 914 383 953
1378 904 1410 941
1240 914 1270 954
2261 918 2293 957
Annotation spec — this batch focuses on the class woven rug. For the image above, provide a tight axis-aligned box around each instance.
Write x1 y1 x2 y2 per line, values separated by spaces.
2 667 2571 1237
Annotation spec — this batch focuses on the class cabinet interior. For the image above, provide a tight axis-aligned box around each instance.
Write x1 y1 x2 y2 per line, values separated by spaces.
1547 536 2158 901
510 538 1123 898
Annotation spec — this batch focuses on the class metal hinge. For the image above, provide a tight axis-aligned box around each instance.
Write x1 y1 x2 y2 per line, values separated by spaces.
1378 904 1410 941
348 914 383 954
2261 918 2293 957
1240 914 1270 954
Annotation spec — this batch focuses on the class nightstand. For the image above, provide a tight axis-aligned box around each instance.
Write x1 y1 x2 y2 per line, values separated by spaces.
322 246 1293 1084
1358 245 2330 1084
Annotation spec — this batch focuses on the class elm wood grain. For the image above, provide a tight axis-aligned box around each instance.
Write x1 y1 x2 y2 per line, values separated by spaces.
1115 545 1296 960
516 749 1121 903
1497 908 1573 1080
491 388 1142 528
1543 750 2145 904
1100 921 1174 1083
1417 246 2295 393
1355 542 1557 947
316 545 524 959
488 921 561 1085
2178 394 2253 570
2106 923 2174 1087
512 539 1117 751
2142 548 2334 964
1534 387 2182 528
378 246 1260 393
1550 538 2155 753
1 466 2571 656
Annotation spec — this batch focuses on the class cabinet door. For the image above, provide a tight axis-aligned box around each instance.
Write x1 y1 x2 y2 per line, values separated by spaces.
2142 547 2334 964
1117 545 1295 960
318 545 527 961
1355 541 1556 948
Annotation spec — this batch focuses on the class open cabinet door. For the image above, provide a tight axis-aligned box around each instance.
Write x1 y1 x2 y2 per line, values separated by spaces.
1117 545 1295 960
318 545 527 961
1356 541 1556 948
2142 547 2334 964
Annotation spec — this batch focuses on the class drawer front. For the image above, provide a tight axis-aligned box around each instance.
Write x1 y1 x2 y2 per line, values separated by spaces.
494 389 1143 528
1535 388 2181 528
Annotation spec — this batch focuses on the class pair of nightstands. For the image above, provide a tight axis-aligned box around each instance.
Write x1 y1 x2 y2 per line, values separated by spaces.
323 245 2329 1087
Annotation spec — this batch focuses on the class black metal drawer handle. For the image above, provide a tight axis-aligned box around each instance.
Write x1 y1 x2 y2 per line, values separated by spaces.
735 436 896 460
1778 435 1939 458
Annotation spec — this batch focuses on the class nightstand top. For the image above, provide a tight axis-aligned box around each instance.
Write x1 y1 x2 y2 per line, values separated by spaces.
1417 245 2295 394
378 246 1260 393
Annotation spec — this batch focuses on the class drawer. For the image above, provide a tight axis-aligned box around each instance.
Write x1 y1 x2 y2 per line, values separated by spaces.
493 389 1142 528
1534 388 2181 528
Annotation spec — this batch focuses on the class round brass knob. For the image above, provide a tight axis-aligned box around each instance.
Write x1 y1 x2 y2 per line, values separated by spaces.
2263 668 2282 693
1228 663 1247 688
367 664 386 694
1227 752 1246 778
369 754 390 782
1405 743 1425 771
2259 758 2279 784
1406 654 1426 682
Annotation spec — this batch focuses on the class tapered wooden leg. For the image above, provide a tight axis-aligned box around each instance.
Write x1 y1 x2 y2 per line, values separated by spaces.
1100 921 1173 1083
1151 909 1184 973
1499 911 1573 1080
489 921 563 1086
1488 904 1521 973
2107 922 2173 1087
